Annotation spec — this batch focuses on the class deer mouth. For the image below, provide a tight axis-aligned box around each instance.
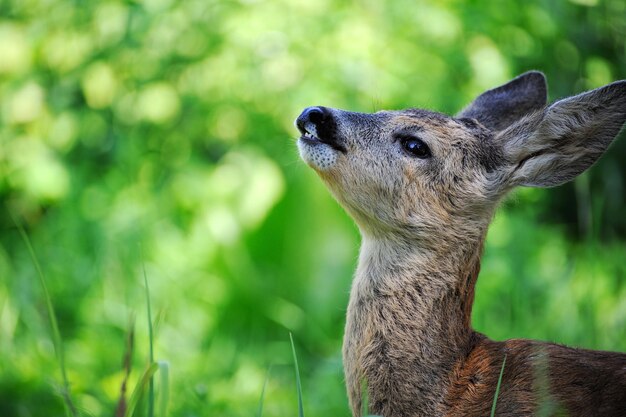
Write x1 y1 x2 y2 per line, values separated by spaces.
299 131 346 153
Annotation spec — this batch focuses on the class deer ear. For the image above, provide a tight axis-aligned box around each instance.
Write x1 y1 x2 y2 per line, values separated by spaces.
500 80 626 188
457 71 547 131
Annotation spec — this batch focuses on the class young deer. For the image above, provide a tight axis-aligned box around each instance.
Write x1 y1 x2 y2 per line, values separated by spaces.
295 72 626 417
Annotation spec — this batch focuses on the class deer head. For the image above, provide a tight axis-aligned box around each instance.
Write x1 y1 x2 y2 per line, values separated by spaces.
296 72 626 248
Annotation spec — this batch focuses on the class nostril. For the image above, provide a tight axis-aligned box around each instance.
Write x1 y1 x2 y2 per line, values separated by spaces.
305 107 325 124
297 106 326 132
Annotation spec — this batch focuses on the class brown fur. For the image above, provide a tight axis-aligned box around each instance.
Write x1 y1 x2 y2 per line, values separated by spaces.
295 73 626 416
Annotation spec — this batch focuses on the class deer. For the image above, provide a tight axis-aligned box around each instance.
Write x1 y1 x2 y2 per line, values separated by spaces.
294 71 626 417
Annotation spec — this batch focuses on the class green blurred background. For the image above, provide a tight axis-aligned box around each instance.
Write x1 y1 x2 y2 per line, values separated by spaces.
1 0 625 416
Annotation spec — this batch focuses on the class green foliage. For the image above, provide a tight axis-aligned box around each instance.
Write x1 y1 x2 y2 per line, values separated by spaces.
0 0 625 416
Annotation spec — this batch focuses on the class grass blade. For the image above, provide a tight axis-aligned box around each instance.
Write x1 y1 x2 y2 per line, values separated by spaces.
490 354 507 417
10 210 78 417
124 362 160 417
256 364 272 417
115 318 136 417
157 360 170 417
289 332 305 417
141 247 155 417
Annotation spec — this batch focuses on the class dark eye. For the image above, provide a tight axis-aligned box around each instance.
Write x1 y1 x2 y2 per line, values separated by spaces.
400 137 431 159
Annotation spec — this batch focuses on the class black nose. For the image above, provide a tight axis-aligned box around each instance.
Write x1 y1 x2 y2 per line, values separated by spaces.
295 106 345 152
296 106 327 133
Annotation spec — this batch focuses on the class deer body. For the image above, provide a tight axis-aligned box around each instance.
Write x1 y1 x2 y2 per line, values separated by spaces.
346 235 626 417
295 72 626 416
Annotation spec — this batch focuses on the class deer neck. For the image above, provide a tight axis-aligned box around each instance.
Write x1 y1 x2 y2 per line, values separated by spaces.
343 232 485 417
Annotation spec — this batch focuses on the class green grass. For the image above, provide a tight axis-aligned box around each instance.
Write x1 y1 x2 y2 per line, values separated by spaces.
10 213 171 417
114 318 135 417
290 332 305 417
255 365 272 417
124 362 160 417
157 361 170 417
141 248 156 417
10 210 78 417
